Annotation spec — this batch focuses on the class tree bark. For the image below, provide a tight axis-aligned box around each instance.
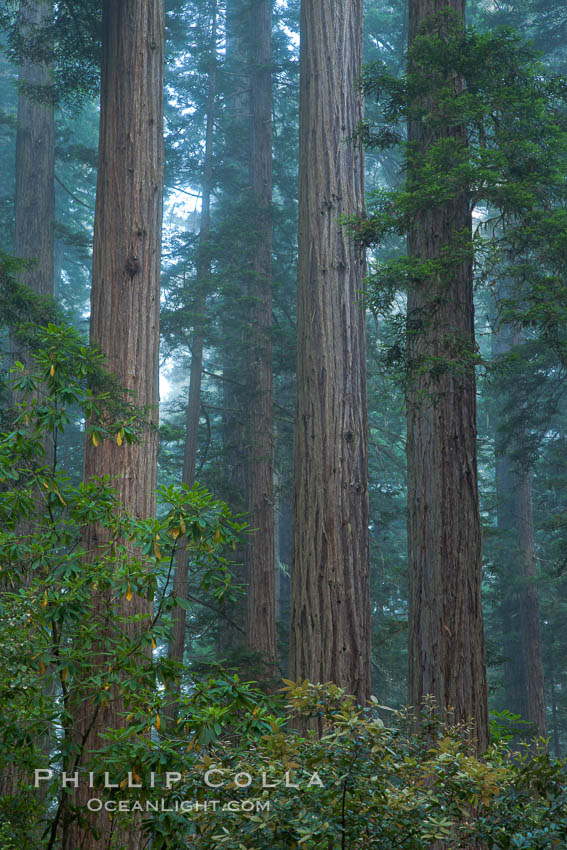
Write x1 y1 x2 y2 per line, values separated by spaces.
406 0 489 752
289 0 371 705
14 0 54 299
66 1 164 847
165 1 217 724
246 0 277 671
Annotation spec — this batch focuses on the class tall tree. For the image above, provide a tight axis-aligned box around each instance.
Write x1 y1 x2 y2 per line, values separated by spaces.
246 0 277 669
208 0 278 673
0 0 54 803
289 0 371 704
14 0 54 298
492 311 547 739
67 0 164 847
7 2 55 806
165 0 217 724
495 457 547 738
211 0 253 659
405 0 488 750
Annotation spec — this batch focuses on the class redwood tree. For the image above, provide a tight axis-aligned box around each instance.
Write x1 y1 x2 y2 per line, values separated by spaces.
406 0 488 750
67 1 164 847
14 0 54 299
213 0 277 671
289 0 371 704
166 1 217 724
0 0 54 805
246 0 277 669
493 311 546 739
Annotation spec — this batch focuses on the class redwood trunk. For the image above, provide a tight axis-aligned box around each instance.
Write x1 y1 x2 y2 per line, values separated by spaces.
246 0 277 669
166 4 217 721
493 319 546 739
66 1 164 847
14 0 54 299
406 0 488 752
517 473 547 737
290 0 371 704
215 0 250 657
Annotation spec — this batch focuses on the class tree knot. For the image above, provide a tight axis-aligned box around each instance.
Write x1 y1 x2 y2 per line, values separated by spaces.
125 256 140 278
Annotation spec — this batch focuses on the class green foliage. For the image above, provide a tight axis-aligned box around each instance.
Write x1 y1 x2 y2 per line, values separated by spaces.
0 320 245 845
358 22 567 373
0 0 101 108
6 324 565 849
153 685 567 850
0 312 565 847
489 710 534 744
10 681 563 850
0 251 61 346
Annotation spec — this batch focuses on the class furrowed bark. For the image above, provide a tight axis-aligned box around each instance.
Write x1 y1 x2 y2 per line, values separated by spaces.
406 0 489 753
290 0 371 707
246 0 277 672
66 1 164 847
